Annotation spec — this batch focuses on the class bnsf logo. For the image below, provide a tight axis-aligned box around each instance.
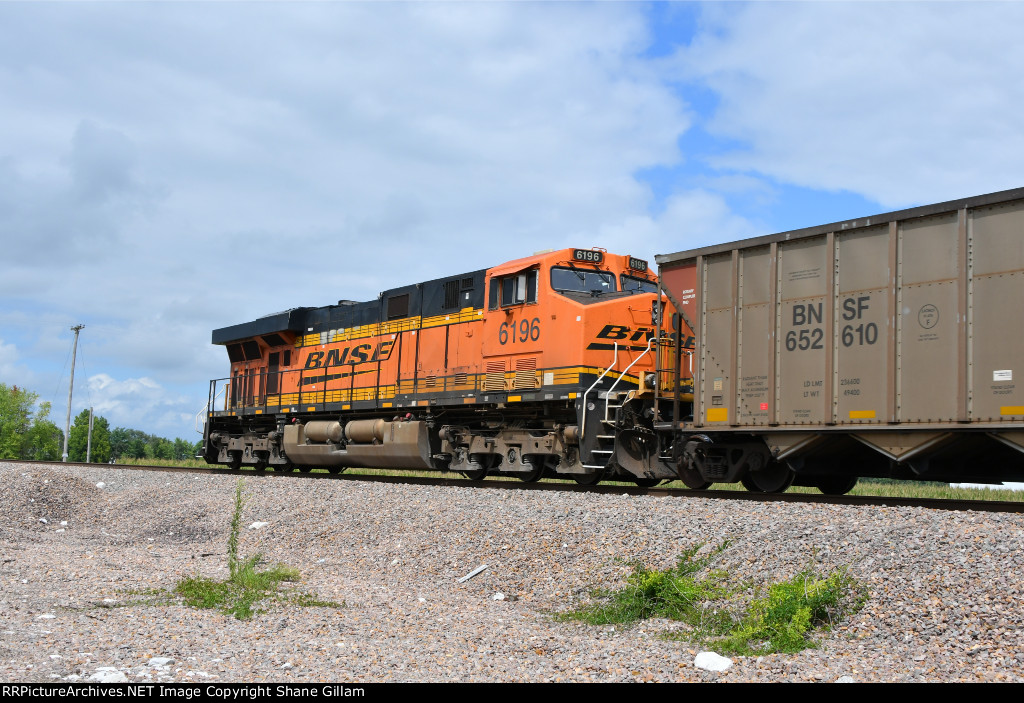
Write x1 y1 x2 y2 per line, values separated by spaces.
304 339 395 369
595 324 655 342
594 324 695 348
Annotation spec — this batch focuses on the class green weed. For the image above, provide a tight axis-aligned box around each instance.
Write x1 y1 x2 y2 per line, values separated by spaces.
561 543 865 656
560 543 731 631
709 566 866 655
174 479 340 620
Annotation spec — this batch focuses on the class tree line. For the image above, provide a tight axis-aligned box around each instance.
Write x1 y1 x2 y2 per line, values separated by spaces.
0 383 202 463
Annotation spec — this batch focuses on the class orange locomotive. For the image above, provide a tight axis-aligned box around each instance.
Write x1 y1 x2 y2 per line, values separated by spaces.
202 247 690 485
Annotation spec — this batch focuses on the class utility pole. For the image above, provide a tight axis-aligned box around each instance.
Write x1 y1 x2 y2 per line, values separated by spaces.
62 324 84 462
86 407 94 463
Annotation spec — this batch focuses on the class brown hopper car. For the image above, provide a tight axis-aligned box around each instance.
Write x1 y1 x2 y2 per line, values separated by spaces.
656 187 1024 492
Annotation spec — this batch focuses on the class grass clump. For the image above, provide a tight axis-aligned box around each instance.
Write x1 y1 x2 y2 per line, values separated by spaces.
175 479 341 620
710 566 865 655
561 543 865 656
561 543 731 630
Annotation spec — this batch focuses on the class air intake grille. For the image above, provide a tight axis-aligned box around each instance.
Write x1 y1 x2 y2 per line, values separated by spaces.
514 358 537 390
484 361 506 391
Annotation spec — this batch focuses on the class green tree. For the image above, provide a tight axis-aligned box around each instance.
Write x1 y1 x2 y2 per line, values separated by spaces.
0 383 35 459
0 384 63 460
21 401 63 460
127 437 147 459
68 409 112 463
109 426 131 459
174 437 199 461
109 427 151 460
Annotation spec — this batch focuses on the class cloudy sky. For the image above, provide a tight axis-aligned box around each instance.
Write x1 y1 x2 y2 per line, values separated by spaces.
2 1 1022 441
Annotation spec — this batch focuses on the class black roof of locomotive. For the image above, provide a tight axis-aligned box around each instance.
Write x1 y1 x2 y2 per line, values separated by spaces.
212 268 488 345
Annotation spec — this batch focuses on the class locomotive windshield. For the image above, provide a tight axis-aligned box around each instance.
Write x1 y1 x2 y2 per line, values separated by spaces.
550 267 617 295
620 275 658 293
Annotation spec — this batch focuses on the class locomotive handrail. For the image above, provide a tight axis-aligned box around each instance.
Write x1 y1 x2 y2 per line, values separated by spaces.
580 341 618 443
603 336 656 422
195 384 227 435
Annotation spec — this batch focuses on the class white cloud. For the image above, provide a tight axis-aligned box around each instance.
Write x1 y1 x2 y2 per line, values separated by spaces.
589 189 761 258
673 3 1024 207
85 373 201 439
0 337 37 389
1 2 688 312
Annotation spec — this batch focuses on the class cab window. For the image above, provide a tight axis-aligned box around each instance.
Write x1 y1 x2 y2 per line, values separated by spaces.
550 267 617 295
620 275 658 293
489 269 538 309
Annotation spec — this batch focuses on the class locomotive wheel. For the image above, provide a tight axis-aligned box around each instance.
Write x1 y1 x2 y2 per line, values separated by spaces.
461 455 498 481
518 459 546 483
253 451 269 472
742 462 794 493
816 476 858 495
226 451 242 471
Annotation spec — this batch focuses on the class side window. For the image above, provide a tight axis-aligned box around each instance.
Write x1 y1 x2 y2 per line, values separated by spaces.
494 270 538 307
489 279 500 310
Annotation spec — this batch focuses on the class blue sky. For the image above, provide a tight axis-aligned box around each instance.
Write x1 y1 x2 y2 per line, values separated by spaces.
2 1 1022 441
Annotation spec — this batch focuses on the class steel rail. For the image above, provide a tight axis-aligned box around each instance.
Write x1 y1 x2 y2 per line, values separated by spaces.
4 458 1022 514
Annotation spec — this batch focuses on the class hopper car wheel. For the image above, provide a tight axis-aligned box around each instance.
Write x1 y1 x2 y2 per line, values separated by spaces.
739 475 760 492
518 455 554 483
632 477 661 488
298 465 313 473
816 476 858 495
518 464 545 483
678 465 711 490
327 466 345 475
573 472 604 486
742 462 794 493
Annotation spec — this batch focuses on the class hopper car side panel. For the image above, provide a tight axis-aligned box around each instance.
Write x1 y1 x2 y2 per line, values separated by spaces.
656 187 1024 489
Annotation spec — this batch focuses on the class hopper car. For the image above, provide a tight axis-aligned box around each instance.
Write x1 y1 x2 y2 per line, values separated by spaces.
656 186 1024 492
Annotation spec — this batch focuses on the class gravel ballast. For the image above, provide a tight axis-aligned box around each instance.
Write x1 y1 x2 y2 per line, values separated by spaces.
1 463 1023 683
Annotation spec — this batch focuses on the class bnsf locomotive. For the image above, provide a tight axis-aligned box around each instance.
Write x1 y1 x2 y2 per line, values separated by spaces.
204 188 1024 493
202 248 687 486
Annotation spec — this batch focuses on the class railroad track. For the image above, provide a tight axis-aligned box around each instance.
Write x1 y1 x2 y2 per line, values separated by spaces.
5 458 1022 514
